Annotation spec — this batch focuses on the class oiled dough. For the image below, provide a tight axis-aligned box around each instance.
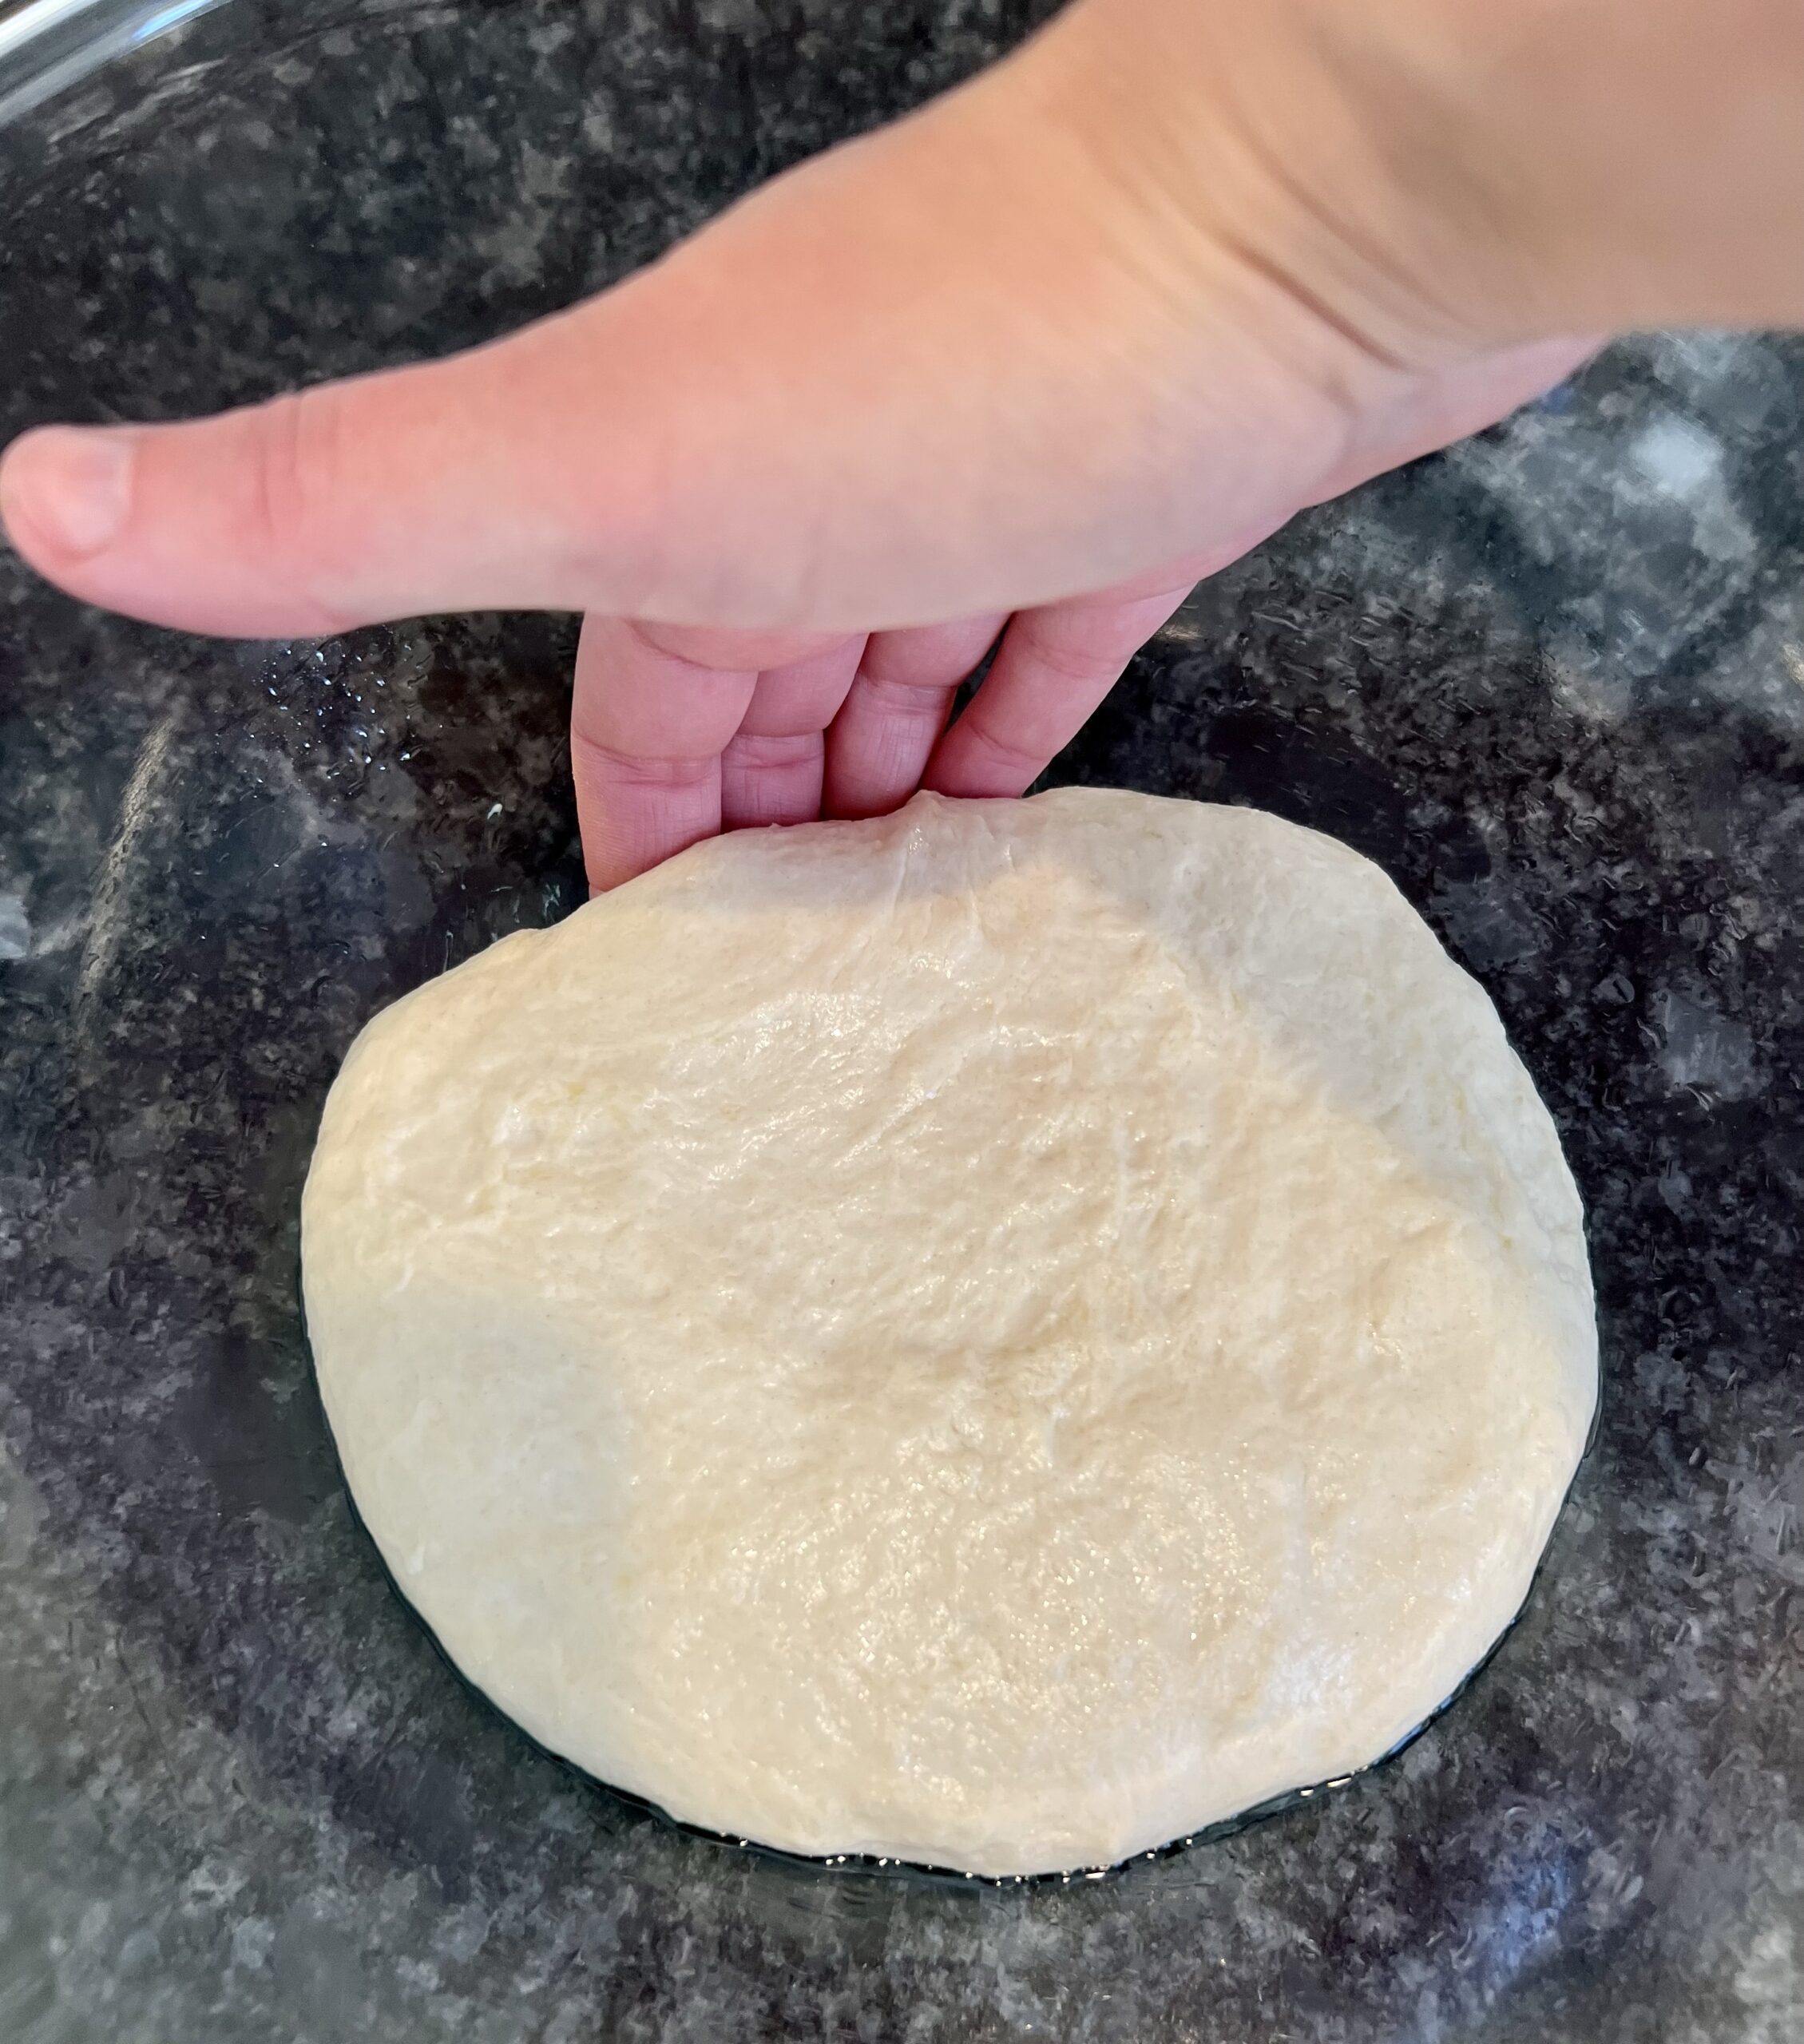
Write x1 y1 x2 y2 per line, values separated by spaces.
303 789 1596 1876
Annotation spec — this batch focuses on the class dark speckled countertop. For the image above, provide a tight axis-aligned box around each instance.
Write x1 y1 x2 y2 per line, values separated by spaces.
2 2 1802 2038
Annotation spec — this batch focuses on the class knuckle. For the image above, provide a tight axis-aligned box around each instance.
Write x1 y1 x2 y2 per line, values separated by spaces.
1014 613 1128 683
952 699 1046 778
859 673 958 720
571 732 716 791
241 387 350 615
723 731 819 770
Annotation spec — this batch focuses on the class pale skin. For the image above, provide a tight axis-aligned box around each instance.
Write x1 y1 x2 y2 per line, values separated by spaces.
2 0 1802 890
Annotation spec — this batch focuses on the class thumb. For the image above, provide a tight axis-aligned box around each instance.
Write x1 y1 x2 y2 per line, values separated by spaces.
0 48 1104 638
0 7 1384 640
0 292 692 637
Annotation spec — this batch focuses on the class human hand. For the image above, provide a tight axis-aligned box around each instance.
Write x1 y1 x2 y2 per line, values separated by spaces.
3 0 1796 889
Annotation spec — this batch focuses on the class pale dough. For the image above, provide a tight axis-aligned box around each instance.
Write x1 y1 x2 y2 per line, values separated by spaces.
303 789 1596 1876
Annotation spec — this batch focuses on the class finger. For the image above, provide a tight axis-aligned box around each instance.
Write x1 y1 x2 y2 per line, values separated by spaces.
823 614 1006 820
0 334 635 637
0 98 1057 637
571 618 762 893
925 584 1194 800
720 635 866 831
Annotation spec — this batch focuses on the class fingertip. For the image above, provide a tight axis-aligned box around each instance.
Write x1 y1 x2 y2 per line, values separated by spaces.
572 728 727 894
0 426 138 574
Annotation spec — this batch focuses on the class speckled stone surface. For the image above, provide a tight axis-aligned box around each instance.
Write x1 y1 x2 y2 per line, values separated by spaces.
2 2 1802 2038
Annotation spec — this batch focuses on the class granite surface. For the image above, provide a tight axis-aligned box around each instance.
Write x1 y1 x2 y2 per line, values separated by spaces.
2 0 1803 2038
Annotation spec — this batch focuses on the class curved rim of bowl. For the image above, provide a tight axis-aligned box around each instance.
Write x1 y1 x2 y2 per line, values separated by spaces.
0 0 230 127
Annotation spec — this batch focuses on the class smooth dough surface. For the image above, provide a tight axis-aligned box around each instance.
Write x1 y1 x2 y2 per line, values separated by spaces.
303 789 1596 1876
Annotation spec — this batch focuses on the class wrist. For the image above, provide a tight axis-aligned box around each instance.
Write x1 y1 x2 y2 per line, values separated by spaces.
1018 0 1533 368
1262 0 1804 338
1035 0 1804 353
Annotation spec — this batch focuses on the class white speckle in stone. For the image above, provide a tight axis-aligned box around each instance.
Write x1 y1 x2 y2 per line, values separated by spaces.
0 893 30 961
1549 648 1636 724
542 2002 589 2044
1734 1919 1798 2042
181 1859 247 1910
1622 410 1753 566
231 1915 275 1971
74 711 178 1028
433 1901 492 1967
0 1443 46 1564
117 1927 161 1975
1629 415 1723 502
1654 988 1758 1099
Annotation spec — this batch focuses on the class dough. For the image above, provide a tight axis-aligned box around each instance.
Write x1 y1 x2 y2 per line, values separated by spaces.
303 789 1596 1876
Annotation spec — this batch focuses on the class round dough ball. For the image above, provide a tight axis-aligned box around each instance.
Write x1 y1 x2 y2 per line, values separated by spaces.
303 789 1596 1876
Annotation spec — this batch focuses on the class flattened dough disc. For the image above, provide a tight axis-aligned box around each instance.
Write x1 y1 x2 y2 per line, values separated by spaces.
303 789 1596 1876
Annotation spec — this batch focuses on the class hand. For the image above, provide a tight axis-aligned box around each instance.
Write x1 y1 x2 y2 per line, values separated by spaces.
4 0 1794 889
